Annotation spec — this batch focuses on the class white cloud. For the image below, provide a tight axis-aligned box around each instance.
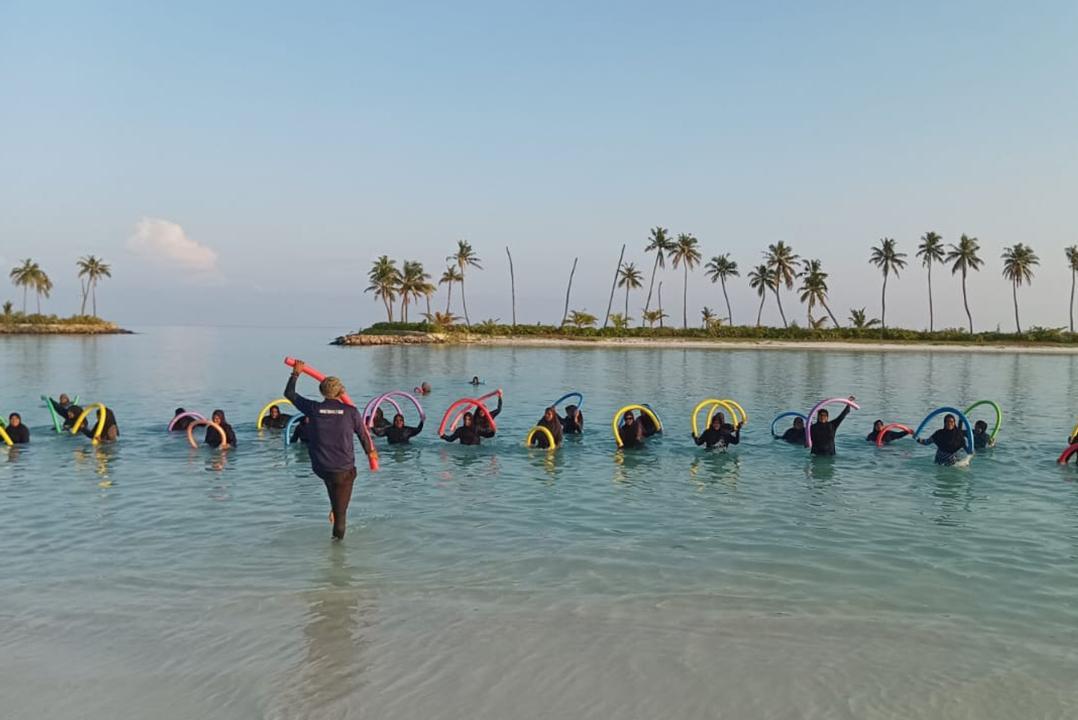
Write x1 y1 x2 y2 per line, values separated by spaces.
127 218 219 272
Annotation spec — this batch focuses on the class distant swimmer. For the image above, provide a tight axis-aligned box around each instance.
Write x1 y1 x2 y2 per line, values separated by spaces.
917 413 968 465
470 376 482 386
290 415 310 445
530 407 564 449
441 411 483 445
374 413 424 445
370 407 391 432
617 410 646 449
693 412 741 449
6 413 29 444
779 417 806 445
413 382 432 396
972 420 992 450
206 409 237 448
810 397 855 456
262 404 292 430
561 404 584 435
172 408 197 431
867 420 908 444
284 359 377 541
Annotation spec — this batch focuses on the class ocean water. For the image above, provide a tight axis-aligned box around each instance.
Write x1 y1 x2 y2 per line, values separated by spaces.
2 327 1077 719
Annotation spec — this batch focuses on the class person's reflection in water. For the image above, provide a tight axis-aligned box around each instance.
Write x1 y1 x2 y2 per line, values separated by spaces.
275 544 373 717
688 453 742 491
931 467 974 527
803 455 837 484
73 445 114 487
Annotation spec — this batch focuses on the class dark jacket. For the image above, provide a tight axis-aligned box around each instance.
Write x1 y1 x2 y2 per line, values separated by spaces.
285 375 372 473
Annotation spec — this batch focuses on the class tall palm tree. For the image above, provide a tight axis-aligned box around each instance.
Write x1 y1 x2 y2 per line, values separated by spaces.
747 264 777 328
447 240 482 326
670 233 702 329
365 256 400 322
76 255 112 317
9 258 40 313
616 261 643 319
33 269 52 314
764 242 800 328
1066 245 1078 333
1001 244 1039 333
439 265 463 313
916 232 945 332
642 227 673 314
946 234 984 333
704 254 739 325
869 238 907 329
398 260 430 323
798 259 840 327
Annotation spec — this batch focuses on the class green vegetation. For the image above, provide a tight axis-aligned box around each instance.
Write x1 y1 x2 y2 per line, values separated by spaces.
0 309 114 327
355 320 1078 345
6 256 117 330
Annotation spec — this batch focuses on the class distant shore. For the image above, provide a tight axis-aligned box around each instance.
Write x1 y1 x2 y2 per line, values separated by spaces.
333 331 1078 355
0 322 131 335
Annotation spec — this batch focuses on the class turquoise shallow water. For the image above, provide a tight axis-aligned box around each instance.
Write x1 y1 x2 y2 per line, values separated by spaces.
2 327 1078 719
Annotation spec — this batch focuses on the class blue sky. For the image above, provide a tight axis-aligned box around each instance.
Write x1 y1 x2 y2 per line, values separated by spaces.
2 1 1076 329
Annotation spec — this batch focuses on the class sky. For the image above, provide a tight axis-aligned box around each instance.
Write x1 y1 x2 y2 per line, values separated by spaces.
2 0 1076 330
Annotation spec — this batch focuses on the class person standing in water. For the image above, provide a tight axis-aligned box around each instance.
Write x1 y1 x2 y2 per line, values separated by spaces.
284 359 377 541
693 412 741 449
867 420 908 444
560 404 584 435
809 397 855 456
972 420 992 450
206 409 237 448
441 411 483 445
172 408 197 431
618 410 646 449
530 406 564 448
918 413 969 465
374 413 424 445
779 417 806 444
262 405 292 429
6 413 29 444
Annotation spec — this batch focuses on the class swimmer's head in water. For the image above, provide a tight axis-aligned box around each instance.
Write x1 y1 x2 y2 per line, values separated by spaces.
319 376 345 400
421 382 431 393
874 419 884 432
393 413 405 428
974 420 988 432
622 411 635 424
66 407 78 420
175 407 185 416
470 376 480 384
212 409 226 424
543 406 556 422
59 394 71 406
944 414 957 430
9 413 21 427
374 408 385 420
793 417 805 430
269 405 280 419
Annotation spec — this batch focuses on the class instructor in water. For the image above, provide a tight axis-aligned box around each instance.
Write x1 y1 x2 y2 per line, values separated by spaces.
284 359 377 541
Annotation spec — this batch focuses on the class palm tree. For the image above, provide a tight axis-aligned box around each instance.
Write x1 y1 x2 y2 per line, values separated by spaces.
1066 245 1078 333
642 227 673 314
365 256 400 322
670 233 702 329
33 270 52 314
439 265 463 313
849 307 881 329
608 312 631 331
423 310 460 327
916 232 945 331
869 238 907 329
747 264 777 327
701 306 719 329
1001 244 1039 333
764 242 800 328
568 310 597 328
447 240 482 326
9 259 39 313
397 260 430 323
704 254 739 325
798 259 840 327
946 234 984 333
616 262 643 320
641 308 667 328
76 255 112 317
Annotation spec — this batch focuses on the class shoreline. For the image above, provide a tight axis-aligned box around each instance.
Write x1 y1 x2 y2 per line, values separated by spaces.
0 323 131 336
334 333 1078 355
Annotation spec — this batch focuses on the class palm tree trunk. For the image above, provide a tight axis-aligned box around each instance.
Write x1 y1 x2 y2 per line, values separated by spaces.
927 262 935 332
36 291 41 314
445 282 452 314
505 247 516 327
822 300 840 328
756 295 765 327
772 288 788 328
657 282 664 328
79 279 88 315
460 271 470 327
1070 267 1075 333
603 245 626 329
425 294 432 318
682 264 689 329
721 278 732 325
22 285 27 314
881 273 888 329
961 270 973 333
624 286 629 319
384 297 393 322
1012 281 1021 334
643 255 660 313
561 258 578 327
92 280 98 317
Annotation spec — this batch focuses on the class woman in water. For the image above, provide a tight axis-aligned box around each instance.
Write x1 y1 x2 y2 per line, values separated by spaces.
693 412 741 450
917 413 968 465
779 417 806 444
171 407 197 431
618 410 646 449
374 413 424 445
6 413 29 444
370 407 391 433
561 404 584 435
67 405 119 442
470 376 481 386
809 397 855 456
413 381 432 396
206 409 237 448
972 420 992 450
263 405 292 429
441 411 483 445
530 407 564 449
290 415 310 444
867 419 908 444
474 394 501 438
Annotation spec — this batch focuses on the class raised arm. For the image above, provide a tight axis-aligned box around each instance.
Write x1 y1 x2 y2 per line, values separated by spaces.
284 372 315 416
831 405 852 429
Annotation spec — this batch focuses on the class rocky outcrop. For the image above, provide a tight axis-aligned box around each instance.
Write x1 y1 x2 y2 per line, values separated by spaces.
332 333 446 346
0 323 131 335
